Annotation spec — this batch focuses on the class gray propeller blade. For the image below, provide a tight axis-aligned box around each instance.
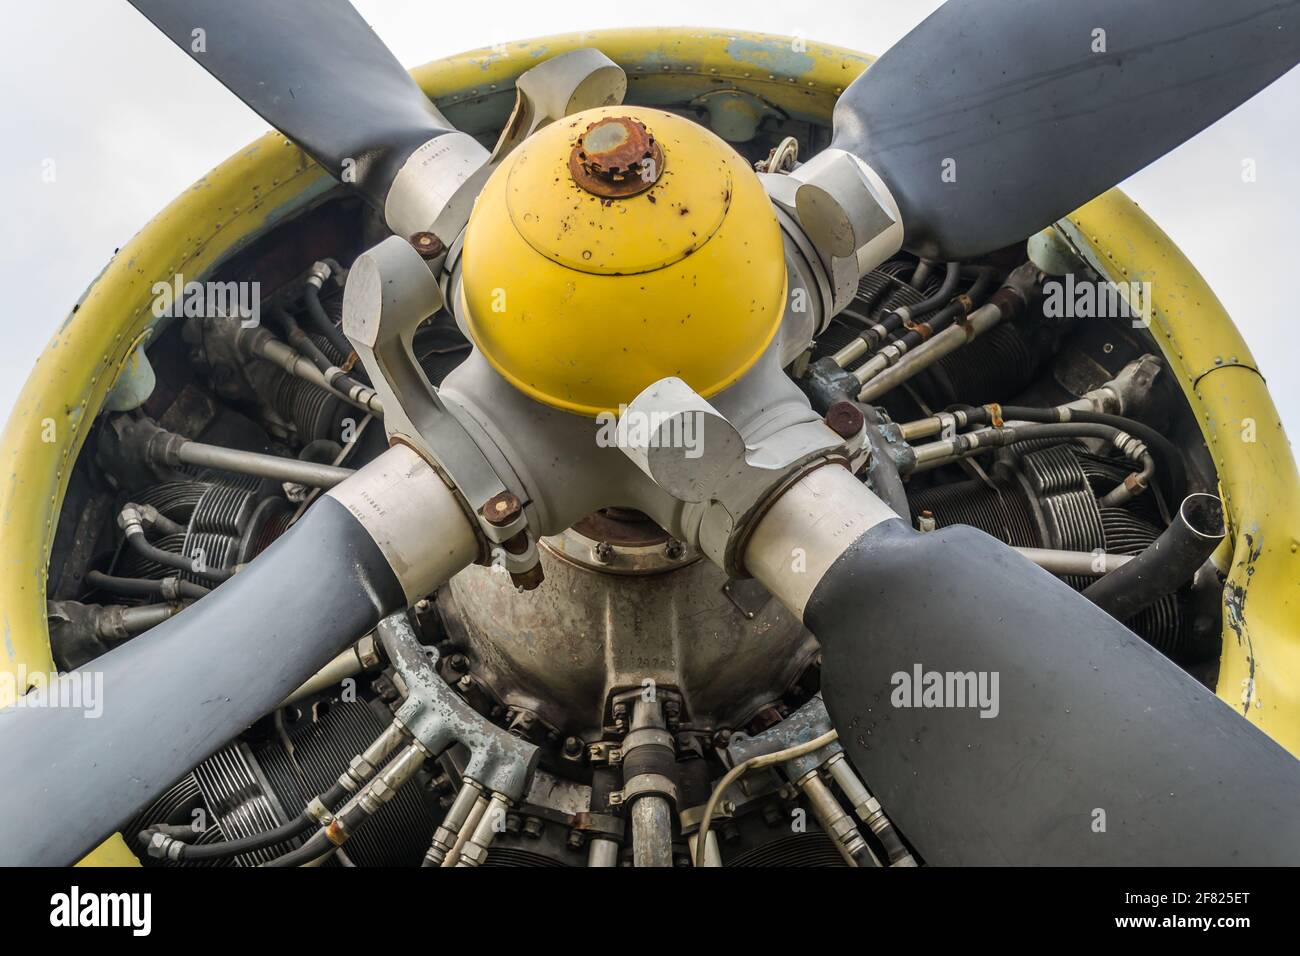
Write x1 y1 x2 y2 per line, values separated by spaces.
834 0 1300 258
0 496 405 866
806 519 1300 865
126 0 457 208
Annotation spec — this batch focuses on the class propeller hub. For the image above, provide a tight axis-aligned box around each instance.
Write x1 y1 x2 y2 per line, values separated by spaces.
459 105 786 416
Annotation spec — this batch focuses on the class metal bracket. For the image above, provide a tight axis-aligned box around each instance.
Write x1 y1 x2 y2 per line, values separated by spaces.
783 148 905 317
727 694 841 783
342 236 530 562
722 576 773 620
489 48 626 166
379 612 539 801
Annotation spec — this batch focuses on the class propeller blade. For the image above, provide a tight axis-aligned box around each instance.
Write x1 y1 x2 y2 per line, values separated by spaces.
833 0 1300 258
809 520 1300 864
746 466 1300 864
126 0 457 208
0 446 475 865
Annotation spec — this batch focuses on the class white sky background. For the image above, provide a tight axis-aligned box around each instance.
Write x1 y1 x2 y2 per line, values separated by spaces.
0 0 1296 454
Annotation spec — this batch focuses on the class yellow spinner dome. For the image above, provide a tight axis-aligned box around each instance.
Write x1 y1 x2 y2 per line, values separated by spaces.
458 105 787 416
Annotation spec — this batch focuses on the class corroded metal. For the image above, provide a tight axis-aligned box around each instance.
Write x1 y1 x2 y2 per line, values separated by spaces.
567 115 664 198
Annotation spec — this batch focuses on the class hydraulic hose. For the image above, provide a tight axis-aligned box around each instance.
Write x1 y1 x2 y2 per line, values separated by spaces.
0 445 478 866
950 403 1188 504
856 262 1038 402
893 260 961 323
832 261 961 367
140 811 314 861
264 830 335 868
85 570 210 601
136 504 187 537
851 268 997 383
303 276 357 363
273 305 335 370
908 422 1157 501
909 258 933 289
694 730 839 865
266 740 431 866
1082 493 1226 621
140 778 353 862
242 326 383 417
272 305 376 413
119 506 235 583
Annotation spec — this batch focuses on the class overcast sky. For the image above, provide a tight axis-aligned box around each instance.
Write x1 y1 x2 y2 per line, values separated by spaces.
1 1 1296 454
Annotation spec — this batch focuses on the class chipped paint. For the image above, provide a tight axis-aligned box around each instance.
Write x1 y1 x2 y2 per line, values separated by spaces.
724 37 817 77
1224 532 1264 713
1062 194 1300 752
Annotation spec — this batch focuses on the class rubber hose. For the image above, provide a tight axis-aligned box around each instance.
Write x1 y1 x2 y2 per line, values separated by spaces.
1082 493 1225 621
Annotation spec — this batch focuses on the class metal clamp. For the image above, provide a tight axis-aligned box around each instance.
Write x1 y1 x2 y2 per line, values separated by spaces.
609 772 678 807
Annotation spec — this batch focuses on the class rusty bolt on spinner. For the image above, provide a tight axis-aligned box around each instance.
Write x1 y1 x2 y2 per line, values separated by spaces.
568 116 665 199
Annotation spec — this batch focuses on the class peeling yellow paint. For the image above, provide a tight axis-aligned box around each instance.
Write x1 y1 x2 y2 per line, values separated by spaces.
1064 192 1300 750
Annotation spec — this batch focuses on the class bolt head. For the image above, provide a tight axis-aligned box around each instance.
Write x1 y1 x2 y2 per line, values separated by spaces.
482 491 522 527
826 401 866 439
409 231 446 260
